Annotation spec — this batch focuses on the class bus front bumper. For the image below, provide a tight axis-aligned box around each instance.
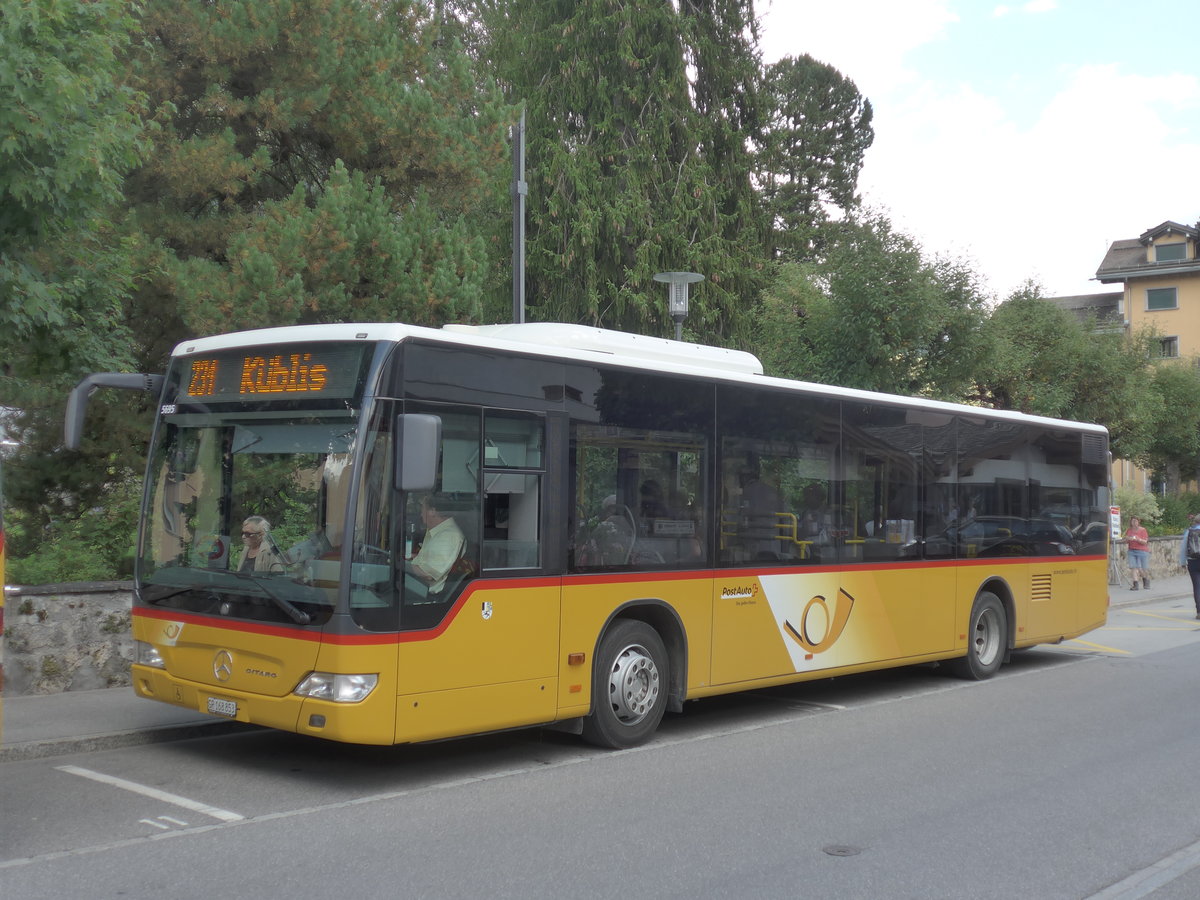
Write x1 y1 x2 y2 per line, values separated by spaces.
132 664 398 744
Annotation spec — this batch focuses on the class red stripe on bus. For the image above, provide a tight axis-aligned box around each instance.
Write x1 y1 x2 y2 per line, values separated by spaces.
135 554 1107 647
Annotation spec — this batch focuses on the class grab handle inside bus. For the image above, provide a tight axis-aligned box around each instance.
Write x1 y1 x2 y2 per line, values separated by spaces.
64 373 165 449
395 414 442 492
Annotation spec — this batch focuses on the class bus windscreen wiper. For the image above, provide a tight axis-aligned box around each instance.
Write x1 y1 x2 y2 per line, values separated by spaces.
142 584 206 607
227 571 313 624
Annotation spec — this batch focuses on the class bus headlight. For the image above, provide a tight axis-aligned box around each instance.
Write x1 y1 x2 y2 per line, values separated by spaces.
135 640 165 669
294 672 378 703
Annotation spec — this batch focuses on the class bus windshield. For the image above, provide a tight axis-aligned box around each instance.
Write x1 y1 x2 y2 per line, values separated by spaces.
139 410 361 626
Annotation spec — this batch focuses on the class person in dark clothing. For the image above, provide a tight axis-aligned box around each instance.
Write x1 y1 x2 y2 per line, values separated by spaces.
1178 513 1200 619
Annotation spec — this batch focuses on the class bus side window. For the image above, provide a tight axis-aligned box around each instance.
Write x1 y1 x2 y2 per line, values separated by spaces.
481 411 544 571
483 475 541 569
571 424 706 570
717 385 840 567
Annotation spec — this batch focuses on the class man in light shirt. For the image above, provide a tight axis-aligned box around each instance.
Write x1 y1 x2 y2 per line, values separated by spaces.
405 494 465 599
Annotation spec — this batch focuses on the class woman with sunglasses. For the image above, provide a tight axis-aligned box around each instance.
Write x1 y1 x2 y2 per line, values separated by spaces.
236 516 285 573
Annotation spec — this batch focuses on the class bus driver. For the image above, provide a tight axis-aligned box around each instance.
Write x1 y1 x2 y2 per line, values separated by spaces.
405 494 465 599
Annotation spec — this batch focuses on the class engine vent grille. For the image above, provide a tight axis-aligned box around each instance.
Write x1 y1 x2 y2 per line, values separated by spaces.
1032 573 1053 602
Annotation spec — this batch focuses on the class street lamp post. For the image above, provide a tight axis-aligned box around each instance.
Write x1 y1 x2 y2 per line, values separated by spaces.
653 271 705 341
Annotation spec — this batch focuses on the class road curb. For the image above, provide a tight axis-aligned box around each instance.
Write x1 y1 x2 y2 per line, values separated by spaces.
0 720 256 763
1108 591 1194 611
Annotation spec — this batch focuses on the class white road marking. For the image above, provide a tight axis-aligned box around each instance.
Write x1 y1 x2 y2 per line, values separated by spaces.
1087 836 1200 899
138 815 189 830
55 765 244 822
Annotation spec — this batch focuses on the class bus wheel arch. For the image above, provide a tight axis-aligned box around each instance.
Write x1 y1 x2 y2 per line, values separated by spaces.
949 587 1009 680
582 603 684 749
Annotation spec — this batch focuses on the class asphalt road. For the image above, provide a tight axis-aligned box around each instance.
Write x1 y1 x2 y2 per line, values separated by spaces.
4 599 1200 899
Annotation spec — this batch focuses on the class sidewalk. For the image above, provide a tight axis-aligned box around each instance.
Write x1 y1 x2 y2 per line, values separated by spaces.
2 575 1195 762
0 686 250 762
1108 570 1195 611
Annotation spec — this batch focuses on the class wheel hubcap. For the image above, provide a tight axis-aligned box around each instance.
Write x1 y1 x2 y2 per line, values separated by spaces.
972 607 1001 666
607 643 660 724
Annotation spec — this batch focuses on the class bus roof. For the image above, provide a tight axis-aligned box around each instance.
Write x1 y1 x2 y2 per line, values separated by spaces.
171 321 1107 435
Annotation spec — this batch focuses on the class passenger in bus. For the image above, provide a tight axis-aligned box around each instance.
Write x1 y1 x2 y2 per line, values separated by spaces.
587 495 635 565
236 516 285 573
798 484 833 542
639 480 671 525
405 493 466 598
739 459 786 559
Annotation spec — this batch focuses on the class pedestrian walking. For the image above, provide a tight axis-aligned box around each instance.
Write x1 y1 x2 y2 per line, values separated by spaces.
1124 516 1150 590
1179 513 1200 619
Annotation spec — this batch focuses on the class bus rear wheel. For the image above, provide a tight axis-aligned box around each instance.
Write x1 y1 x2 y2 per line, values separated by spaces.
582 619 669 749
949 591 1006 680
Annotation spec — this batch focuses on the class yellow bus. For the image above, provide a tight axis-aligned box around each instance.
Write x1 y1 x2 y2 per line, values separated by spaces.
66 322 1109 749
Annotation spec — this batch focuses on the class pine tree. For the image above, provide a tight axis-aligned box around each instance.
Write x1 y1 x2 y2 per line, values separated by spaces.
476 0 767 339
124 0 514 362
757 54 874 261
678 0 769 339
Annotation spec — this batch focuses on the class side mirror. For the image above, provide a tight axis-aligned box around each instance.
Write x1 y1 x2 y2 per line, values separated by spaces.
395 414 441 492
64 373 164 449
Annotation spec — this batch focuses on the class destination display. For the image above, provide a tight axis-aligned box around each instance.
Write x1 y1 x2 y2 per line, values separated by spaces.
176 343 370 404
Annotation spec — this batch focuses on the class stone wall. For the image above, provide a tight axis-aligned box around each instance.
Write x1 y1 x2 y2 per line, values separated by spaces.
2 582 133 696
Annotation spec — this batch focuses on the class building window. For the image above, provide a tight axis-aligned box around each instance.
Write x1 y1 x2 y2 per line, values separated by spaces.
1158 337 1179 359
1155 242 1187 262
1147 287 1177 311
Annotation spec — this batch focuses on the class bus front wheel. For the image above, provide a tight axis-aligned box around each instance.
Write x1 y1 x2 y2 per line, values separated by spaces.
582 619 669 749
949 591 1007 680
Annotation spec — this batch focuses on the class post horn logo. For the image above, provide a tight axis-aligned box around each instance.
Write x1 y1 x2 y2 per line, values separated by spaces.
784 588 855 654
213 650 234 682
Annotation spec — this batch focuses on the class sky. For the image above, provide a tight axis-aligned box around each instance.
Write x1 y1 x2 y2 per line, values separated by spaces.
758 0 1200 300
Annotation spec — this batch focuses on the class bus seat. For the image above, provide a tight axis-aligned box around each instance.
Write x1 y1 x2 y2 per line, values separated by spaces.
439 552 477 600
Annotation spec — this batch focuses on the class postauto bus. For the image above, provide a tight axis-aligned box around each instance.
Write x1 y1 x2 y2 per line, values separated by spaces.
65 322 1109 749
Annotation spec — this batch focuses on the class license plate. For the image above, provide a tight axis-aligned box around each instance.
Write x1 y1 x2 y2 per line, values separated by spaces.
206 696 238 718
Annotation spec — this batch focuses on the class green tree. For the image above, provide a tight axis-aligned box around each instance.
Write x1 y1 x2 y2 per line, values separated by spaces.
171 161 493 334
1142 360 1200 490
756 54 874 261
977 287 1085 415
976 285 1158 457
1155 490 1200 535
0 0 145 381
124 0 514 357
750 261 825 381
1113 484 1161 530
0 0 150 584
678 0 767 335
5 0 516 583
754 213 989 398
477 0 767 339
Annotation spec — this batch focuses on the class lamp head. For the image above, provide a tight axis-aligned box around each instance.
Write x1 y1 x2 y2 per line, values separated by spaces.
653 271 705 322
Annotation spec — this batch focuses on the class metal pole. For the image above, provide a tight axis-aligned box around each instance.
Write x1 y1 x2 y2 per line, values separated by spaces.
512 108 527 324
